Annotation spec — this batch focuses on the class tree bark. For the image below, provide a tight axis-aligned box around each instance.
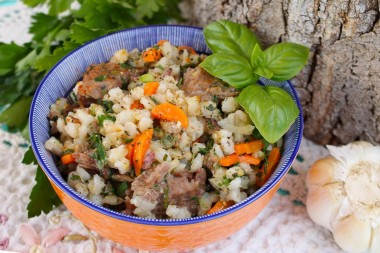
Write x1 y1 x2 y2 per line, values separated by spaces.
186 0 380 145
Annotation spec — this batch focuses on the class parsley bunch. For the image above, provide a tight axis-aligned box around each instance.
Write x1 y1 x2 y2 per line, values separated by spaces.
0 0 182 137
12 0 182 218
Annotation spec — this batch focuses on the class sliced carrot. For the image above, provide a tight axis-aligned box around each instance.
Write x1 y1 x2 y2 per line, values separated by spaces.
144 81 160 96
143 48 162 62
130 100 144 109
206 200 234 215
125 138 137 163
257 147 281 187
61 153 75 164
133 129 154 176
234 139 264 155
157 40 168 46
178 46 197 55
219 154 239 167
151 102 189 128
239 155 261 165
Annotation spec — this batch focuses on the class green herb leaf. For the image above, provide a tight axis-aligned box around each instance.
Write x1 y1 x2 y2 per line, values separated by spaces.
98 100 114 113
95 75 107 82
200 52 259 89
203 20 260 60
150 96 159 105
125 138 134 144
177 77 183 88
204 103 216 111
260 42 309 81
253 66 273 79
70 175 81 181
121 62 135 69
88 134 106 169
0 42 29 75
156 64 164 70
139 73 154 83
236 84 299 143
97 114 116 127
0 96 33 129
163 154 168 161
63 149 74 155
116 182 127 197
22 146 62 218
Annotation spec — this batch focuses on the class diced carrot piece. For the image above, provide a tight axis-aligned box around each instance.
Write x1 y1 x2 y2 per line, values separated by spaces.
61 153 75 164
178 46 197 55
144 82 160 96
151 102 189 128
125 138 137 163
239 155 261 165
130 100 144 109
206 200 234 215
143 48 162 62
257 147 281 187
234 140 264 155
157 40 168 45
219 154 239 167
133 129 154 176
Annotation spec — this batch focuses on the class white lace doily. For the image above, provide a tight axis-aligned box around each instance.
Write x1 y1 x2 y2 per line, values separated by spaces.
0 2 344 252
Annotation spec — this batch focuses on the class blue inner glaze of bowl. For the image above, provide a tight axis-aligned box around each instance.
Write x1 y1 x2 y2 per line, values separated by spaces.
29 25 303 226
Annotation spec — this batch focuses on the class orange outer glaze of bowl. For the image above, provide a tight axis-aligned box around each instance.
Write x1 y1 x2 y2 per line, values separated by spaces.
48 163 292 252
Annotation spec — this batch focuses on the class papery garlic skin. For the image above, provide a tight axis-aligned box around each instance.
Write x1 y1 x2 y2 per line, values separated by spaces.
306 141 380 253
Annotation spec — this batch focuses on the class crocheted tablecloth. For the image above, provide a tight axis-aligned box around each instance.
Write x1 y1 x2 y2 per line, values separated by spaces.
0 2 343 252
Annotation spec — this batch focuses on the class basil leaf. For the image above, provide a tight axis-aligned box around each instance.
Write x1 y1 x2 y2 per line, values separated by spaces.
251 43 264 68
236 84 299 143
203 20 260 60
199 52 259 89
253 66 273 79
261 42 309 81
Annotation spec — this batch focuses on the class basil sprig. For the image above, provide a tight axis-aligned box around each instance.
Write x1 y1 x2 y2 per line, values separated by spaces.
200 20 309 143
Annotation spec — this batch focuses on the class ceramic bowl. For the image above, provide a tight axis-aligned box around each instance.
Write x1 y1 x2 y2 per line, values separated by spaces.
29 25 303 251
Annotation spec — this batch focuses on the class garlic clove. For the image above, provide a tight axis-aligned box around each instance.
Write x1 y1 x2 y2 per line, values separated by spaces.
348 141 373 148
306 183 343 230
306 155 339 186
332 215 371 253
369 225 380 253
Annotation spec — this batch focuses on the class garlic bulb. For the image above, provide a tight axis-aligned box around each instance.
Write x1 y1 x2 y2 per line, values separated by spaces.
306 141 380 253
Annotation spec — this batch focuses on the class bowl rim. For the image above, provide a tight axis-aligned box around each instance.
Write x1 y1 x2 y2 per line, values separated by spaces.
29 24 303 226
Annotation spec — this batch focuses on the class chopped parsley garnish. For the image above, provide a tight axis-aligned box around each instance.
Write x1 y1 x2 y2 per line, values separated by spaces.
71 92 78 103
63 149 74 155
207 120 215 130
97 114 116 127
177 77 183 88
222 175 232 186
88 134 106 169
156 64 164 70
205 104 216 111
70 175 81 181
94 75 107 82
163 154 168 161
191 196 199 202
98 100 114 113
125 138 134 144
198 148 208 155
232 162 240 167
121 62 135 69
212 95 218 104
121 76 128 89
150 96 159 105
161 134 174 148
116 182 127 197
154 184 159 189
